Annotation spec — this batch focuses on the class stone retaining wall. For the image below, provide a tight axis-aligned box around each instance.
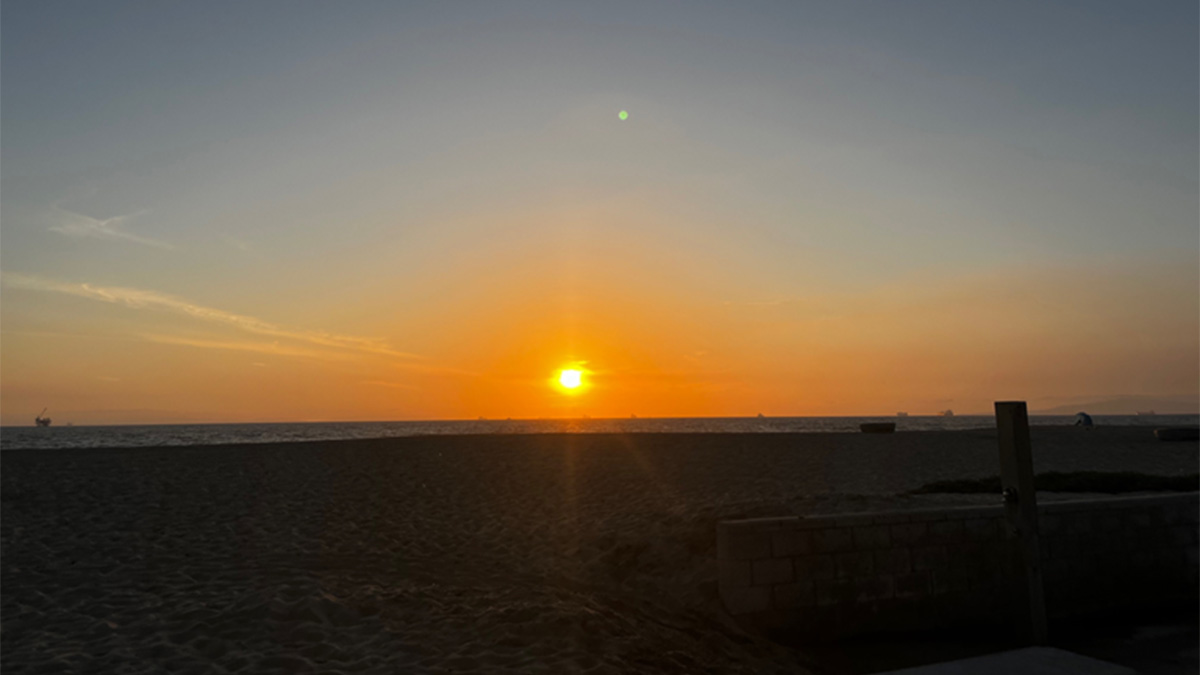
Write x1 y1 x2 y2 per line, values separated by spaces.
717 493 1199 640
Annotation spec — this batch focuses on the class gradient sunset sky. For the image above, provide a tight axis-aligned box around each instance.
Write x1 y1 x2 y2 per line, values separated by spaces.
3 1 1197 424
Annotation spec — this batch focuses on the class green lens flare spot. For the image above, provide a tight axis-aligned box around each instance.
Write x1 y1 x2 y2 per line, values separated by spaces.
618 110 628 121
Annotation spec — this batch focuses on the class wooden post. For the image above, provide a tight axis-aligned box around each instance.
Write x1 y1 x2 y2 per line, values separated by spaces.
995 400 1047 644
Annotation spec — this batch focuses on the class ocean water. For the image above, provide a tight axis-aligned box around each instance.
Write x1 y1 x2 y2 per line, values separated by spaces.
2 415 1196 451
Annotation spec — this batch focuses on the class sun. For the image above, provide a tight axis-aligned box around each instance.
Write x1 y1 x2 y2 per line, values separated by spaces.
551 364 590 395
559 369 582 389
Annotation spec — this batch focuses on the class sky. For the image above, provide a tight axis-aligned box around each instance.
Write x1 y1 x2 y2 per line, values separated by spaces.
2 1 1197 424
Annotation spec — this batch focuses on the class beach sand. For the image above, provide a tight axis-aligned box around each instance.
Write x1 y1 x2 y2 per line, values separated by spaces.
2 427 1196 674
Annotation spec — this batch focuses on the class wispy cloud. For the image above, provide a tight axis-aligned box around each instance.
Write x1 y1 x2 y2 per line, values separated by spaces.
2 273 420 361
141 334 344 360
48 206 174 250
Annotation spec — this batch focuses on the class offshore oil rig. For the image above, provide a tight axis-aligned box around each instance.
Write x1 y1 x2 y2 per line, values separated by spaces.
35 408 52 427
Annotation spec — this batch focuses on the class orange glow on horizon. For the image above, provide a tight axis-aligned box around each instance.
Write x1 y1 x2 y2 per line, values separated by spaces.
1 240 1195 425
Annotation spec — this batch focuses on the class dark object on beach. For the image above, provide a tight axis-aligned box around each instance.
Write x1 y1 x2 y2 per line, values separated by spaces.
1073 412 1093 428
859 422 895 434
910 471 1200 495
1155 427 1200 442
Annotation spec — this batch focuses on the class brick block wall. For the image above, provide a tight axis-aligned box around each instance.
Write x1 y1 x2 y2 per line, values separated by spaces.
1039 494 1199 617
717 493 1199 640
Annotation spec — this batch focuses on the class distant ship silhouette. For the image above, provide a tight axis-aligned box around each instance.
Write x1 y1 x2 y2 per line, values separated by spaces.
939 409 954 417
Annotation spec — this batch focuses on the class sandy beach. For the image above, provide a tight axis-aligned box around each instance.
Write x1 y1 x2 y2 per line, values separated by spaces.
2 427 1196 674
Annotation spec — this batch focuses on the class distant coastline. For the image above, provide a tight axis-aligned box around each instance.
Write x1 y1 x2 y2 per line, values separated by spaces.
1034 396 1200 416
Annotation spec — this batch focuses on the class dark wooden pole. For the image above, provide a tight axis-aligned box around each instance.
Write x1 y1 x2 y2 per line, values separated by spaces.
995 400 1047 644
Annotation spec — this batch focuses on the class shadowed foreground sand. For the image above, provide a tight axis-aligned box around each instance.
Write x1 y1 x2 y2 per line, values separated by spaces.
2 427 1196 674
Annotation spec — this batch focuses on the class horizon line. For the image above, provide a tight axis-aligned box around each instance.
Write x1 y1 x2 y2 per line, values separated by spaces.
6 411 1200 428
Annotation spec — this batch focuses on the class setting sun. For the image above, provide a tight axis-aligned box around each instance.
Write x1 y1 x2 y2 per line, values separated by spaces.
547 363 593 400
558 369 583 389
